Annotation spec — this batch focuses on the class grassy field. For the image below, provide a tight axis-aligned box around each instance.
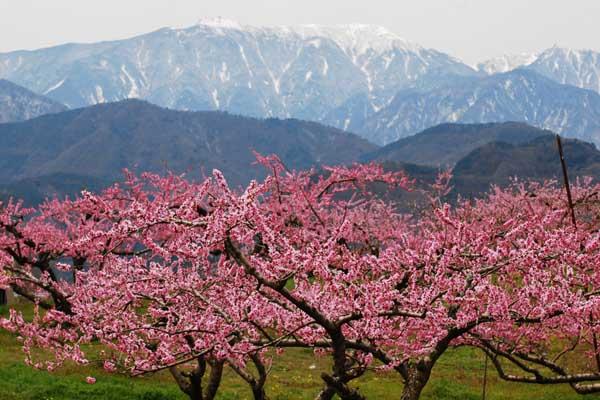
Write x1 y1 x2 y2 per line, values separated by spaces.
1 303 600 400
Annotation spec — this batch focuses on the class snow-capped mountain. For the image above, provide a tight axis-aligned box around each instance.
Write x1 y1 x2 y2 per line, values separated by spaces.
0 79 67 123
0 18 476 127
526 46 600 94
477 53 538 75
6 19 600 147
476 47 600 95
360 69 600 145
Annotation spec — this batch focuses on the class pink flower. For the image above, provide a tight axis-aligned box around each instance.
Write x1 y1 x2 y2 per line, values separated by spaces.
103 360 116 372
86 376 96 384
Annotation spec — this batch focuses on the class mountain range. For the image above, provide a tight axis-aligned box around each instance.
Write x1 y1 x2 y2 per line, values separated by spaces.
0 100 599 205
4 21 600 147
0 99 373 188
0 18 475 128
2 21 600 205
361 69 600 145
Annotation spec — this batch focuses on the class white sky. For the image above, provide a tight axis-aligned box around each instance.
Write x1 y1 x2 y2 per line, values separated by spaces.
1 0 599 65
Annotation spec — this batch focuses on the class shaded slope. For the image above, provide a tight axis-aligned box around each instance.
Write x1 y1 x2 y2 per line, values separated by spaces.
365 122 552 167
452 135 600 197
0 99 376 190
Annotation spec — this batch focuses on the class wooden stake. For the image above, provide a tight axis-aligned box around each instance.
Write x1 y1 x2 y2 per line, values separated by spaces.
556 137 600 369
556 135 577 228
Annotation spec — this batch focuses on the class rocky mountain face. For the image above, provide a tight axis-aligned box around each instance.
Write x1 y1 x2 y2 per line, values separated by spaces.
0 79 67 123
0 99 375 190
526 46 600 94
360 69 600 145
478 47 600 95
0 19 476 131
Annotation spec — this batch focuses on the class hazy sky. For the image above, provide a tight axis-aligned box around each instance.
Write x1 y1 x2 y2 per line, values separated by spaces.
1 0 599 64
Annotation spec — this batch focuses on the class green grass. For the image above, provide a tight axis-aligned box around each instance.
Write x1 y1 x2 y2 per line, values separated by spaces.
1 303 600 399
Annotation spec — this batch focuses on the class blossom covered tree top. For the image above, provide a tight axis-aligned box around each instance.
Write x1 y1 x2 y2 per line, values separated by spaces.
2 157 600 400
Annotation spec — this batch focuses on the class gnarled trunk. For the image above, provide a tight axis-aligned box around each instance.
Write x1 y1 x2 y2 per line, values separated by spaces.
169 357 224 400
400 363 432 400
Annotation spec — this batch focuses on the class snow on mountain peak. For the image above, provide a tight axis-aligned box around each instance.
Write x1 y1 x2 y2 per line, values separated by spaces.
477 52 538 75
196 17 244 30
295 24 422 55
538 45 590 59
528 46 600 93
185 20 423 56
531 46 600 66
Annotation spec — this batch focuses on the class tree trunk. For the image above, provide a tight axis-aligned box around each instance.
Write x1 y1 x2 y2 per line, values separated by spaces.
204 360 224 400
320 373 365 400
228 356 269 400
251 385 268 400
169 357 221 400
400 364 431 400
314 386 336 400
188 372 203 400
324 331 366 400
250 354 269 400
